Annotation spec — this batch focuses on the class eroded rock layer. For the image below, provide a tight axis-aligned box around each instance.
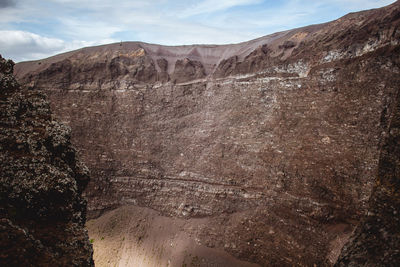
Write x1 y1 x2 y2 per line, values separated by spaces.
14 1 400 265
0 56 94 266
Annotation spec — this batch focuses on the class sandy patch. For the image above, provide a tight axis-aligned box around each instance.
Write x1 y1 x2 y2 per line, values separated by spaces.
86 205 260 267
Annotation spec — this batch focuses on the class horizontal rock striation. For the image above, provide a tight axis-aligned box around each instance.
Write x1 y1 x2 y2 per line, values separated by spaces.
14 1 400 265
0 55 93 266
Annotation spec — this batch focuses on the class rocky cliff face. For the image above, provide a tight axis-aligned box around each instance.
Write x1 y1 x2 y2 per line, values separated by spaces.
14 1 400 265
335 75 400 266
0 56 94 266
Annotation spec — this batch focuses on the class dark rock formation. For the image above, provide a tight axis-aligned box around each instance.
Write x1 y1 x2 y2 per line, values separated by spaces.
171 58 206 83
156 58 169 82
0 55 93 266
213 55 238 77
335 81 400 265
109 49 157 82
279 40 296 50
13 1 400 265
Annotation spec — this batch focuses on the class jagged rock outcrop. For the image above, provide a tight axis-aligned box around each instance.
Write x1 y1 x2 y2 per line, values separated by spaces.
0 55 94 266
156 58 169 82
171 58 206 83
335 85 400 265
109 49 157 82
13 1 400 266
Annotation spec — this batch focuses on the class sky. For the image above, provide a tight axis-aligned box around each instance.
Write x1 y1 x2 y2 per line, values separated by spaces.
0 0 397 62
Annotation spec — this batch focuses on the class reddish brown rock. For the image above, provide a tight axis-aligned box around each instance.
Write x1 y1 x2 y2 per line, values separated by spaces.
13 1 400 265
171 58 206 83
335 70 400 266
213 55 238 77
156 58 169 82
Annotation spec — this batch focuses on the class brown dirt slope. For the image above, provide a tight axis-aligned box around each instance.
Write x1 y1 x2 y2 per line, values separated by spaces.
87 205 260 267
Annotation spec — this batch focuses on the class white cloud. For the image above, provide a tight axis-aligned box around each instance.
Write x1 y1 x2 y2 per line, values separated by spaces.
181 0 262 17
0 30 65 61
134 21 257 45
0 30 116 62
331 0 396 10
49 0 153 8
58 18 121 40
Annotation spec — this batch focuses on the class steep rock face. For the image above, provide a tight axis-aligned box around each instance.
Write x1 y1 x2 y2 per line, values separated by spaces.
335 82 400 265
0 56 93 266
171 58 206 83
109 49 157 82
14 1 400 265
156 58 169 82
26 48 158 91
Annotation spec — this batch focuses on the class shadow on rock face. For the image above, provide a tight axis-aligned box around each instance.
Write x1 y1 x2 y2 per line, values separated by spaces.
0 55 94 266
